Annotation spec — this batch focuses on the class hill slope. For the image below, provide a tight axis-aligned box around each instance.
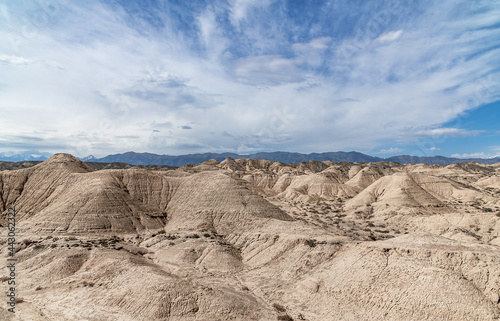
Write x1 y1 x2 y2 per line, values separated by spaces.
1 154 499 321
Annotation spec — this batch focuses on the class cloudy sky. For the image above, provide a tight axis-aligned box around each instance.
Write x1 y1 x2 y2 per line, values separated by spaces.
0 0 499 158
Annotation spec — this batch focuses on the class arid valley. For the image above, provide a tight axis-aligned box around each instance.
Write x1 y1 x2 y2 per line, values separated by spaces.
1 154 499 320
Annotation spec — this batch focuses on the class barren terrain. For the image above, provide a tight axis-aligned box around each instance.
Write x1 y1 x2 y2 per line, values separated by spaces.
1 154 499 320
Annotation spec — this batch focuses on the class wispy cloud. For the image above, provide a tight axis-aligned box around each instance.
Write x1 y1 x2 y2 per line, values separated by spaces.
0 0 498 157
451 152 486 158
375 30 403 42
377 147 404 154
0 54 33 65
409 128 484 138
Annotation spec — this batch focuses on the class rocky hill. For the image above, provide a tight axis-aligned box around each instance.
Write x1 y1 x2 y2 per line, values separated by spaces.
0 154 499 320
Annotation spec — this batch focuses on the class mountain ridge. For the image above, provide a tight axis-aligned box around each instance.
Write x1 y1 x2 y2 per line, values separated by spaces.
1 151 499 166
92 151 500 166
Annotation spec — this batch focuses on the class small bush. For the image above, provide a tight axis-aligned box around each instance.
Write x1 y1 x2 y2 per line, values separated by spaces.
277 315 293 321
304 239 317 247
272 303 286 312
22 239 34 246
82 281 95 287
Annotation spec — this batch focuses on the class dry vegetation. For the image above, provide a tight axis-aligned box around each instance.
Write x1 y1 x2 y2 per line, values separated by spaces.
0 154 499 320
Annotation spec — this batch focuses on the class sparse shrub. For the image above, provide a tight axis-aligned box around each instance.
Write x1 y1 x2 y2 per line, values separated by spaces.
273 303 286 312
304 239 317 247
0 276 9 282
203 233 211 238
82 281 95 287
22 239 34 246
277 315 293 321
495 212 500 217
35 286 42 291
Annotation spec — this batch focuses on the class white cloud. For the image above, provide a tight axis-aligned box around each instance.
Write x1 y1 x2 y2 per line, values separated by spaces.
427 147 441 151
233 55 304 85
409 128 483 138
0 54 33 65
451 152 486 158
375 30 403 42
378 147 404 154
292 37 331 67
230 0 270 26
0 1 498 157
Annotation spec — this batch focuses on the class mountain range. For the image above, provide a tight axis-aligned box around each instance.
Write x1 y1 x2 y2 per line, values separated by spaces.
1 151 499 166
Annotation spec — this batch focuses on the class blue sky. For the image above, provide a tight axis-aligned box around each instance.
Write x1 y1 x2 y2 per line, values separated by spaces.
0 0 499 158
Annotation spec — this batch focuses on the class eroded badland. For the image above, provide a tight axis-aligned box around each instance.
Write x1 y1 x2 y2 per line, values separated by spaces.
1 154 499 320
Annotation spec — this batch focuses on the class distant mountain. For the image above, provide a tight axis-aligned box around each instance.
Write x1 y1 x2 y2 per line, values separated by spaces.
97 152 243 167
2 150 499 166
91 151 500 166
0 151 53 162
79 155 97 161
385 155 500 165
95 151 382 166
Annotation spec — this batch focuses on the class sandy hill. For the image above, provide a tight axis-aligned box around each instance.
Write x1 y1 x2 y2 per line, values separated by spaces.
1 154 293 235
0 154 499 321
346 171 486 211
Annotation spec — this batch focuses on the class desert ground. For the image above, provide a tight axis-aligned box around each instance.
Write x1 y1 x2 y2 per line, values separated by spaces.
1 154 499 320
